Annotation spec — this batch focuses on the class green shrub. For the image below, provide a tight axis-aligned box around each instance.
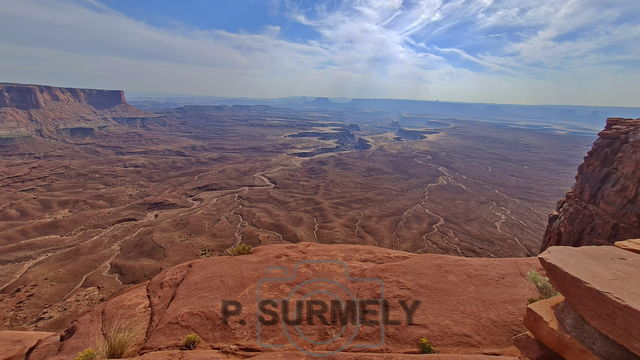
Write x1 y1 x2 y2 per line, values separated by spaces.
527 270 559 304
182 334 201 350
418 337 438 354
74 348 100 360
227 244 252 256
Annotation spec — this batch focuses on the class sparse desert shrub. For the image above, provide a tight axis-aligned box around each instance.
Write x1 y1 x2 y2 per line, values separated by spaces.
227 244 252 256
74 348 100 360
100 318 145 358
200 246 216 258
527 270 559 304
418 337 438 354
182 334 201 350
220 344 239 353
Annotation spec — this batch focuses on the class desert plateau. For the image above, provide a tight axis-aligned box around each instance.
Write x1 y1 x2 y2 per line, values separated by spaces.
1 1 640 359
0 83 596 332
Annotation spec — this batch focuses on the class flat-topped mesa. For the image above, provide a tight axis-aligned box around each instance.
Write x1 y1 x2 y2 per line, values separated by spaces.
0 83 156 143
0 82 127 110
542 117 640 250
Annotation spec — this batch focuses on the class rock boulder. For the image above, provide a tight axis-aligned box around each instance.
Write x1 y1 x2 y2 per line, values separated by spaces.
539 246 640 356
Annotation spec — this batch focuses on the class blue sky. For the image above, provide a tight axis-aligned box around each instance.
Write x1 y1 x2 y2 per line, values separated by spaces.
1 0 639 106
103 0 319 40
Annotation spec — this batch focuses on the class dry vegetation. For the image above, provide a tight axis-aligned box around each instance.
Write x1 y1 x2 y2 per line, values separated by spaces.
526 270 560 304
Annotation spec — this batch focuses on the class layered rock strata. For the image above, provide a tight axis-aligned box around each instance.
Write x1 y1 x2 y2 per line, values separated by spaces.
542 118 640 250
517 244 640 360
0 83 126 110
0 83 153 140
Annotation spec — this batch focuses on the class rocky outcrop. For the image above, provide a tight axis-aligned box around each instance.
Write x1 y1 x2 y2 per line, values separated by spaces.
15 243 541 359
518 245 640 359
512 332 561 360
524 297 599 360
0 330 53 360
542 118 640 250
615 239 640 254
538 246 640 356
0 83 155 141
0 83 126 110
523 296 636 360
127 351 518 359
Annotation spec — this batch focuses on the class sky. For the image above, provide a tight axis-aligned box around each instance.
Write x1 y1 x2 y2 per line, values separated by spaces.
1 0 639 106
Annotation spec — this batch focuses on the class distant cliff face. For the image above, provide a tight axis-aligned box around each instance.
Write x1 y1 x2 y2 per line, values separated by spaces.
0 83 127 110
0 83 153 141
542 118 640 250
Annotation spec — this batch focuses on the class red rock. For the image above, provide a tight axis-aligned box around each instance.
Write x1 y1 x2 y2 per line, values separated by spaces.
524 295 639 360
524 296 598 360
0 82 126 110
244 352 519 359
29 243 541 359
615 239 640 254
0 82 154 140
0 330 53 360
542 118 640 250
22 333 61 360
512 332 562 360
129 349 517 359
539 246 640 356
552 297 637 360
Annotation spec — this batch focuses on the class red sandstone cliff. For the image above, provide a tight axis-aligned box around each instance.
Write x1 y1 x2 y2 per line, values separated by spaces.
0 83 127 110
541 118 640 250
0 83 153 140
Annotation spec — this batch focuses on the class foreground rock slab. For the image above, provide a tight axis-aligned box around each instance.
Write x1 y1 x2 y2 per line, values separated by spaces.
130 350 518 359
524 296 598 360
539 246 640 356
27 243 541 359
525 296 636 360
512 332 562 360
0 330 54 360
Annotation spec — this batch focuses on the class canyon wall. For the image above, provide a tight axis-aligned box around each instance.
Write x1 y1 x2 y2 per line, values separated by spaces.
0 83 154 141
542 118 640 250
0 83 127 110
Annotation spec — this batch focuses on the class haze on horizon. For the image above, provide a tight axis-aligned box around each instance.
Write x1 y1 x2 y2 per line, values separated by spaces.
1 0 639 107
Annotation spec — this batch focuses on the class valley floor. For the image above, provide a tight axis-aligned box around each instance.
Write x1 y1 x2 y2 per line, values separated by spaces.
0 106 591 330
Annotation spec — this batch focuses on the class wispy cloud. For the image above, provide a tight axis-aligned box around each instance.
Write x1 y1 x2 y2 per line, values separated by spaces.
0 0 638 105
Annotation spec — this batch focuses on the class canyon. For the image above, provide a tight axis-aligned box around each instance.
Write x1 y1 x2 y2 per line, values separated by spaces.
0 84 594 332
1 84 638 360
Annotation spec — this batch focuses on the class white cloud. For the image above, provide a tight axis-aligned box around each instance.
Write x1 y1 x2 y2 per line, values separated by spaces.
0 0 638 106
